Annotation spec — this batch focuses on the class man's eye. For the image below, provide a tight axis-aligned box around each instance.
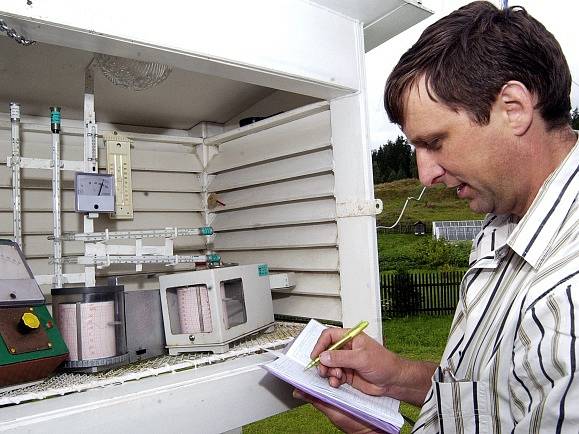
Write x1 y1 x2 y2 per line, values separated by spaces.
427 139 441 149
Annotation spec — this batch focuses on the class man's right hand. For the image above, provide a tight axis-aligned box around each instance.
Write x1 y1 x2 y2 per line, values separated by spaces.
310 326 437 406
310 326 404 398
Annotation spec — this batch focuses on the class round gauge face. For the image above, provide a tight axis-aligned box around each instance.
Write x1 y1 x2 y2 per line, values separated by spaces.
0 244 31 280
76 174 114 196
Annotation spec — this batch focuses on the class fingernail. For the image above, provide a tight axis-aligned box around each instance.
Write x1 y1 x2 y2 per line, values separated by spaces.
320 352 330 364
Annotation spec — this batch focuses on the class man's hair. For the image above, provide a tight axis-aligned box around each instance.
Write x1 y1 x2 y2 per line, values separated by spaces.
384 1 571 130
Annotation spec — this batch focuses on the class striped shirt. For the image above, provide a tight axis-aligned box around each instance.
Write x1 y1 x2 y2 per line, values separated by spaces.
413 134 579 434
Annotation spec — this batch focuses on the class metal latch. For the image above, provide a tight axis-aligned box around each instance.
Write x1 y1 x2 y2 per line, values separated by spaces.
336 199 383 218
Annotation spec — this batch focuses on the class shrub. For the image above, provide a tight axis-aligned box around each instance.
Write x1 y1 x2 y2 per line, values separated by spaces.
389 269 422 314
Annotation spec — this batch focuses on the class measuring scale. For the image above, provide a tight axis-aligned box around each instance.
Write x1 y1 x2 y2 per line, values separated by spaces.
0 240 68 387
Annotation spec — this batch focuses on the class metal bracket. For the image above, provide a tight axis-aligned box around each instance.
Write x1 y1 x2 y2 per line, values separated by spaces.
336 199 383 218
269 273 296 292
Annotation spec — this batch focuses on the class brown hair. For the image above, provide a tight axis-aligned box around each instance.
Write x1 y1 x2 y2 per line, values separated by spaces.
384 1 571 130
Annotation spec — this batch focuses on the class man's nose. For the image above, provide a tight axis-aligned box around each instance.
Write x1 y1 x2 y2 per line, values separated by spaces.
416 148 444 187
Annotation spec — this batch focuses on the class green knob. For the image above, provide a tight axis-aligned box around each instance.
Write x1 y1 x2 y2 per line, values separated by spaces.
199 227 213 236
207 254 221 263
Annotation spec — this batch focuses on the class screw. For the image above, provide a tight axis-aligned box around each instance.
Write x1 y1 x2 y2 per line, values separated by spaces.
47 343 52 348
188 335 195 342
10 348 16 354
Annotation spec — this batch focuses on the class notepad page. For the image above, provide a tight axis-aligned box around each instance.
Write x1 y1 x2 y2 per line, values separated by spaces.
284 319 327 364
266 354 401 423
262 319 404 431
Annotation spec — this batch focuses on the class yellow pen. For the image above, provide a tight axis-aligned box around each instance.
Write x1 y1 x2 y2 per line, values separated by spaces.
304 320 369 370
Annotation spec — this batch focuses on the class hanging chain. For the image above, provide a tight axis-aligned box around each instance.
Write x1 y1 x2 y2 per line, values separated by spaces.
0 19 35 46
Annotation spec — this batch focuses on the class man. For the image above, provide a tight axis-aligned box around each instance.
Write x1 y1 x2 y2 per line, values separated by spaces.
294 1 579 432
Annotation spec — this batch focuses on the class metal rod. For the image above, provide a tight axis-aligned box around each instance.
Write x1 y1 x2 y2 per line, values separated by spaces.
9 102 22 247
53 226 213 241
50 106 63 287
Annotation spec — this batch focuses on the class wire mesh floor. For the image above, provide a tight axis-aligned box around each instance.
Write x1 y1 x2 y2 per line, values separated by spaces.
0 321 305 407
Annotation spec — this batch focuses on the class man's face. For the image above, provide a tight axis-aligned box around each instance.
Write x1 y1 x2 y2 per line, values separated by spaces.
402 78 522 216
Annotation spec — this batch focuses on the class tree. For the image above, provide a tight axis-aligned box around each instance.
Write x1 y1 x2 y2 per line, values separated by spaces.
571 107 579 130
371 135 417 184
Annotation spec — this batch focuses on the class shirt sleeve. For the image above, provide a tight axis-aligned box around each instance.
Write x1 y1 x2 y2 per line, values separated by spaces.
510 279 579 433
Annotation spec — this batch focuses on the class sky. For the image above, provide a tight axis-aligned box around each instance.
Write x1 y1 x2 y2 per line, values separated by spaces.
365 0 579 149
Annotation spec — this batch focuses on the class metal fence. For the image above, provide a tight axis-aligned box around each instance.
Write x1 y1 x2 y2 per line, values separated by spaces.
380 271 465 317
377 221 433 234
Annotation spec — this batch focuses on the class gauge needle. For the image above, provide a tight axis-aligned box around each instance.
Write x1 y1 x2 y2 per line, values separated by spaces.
98 180 104 196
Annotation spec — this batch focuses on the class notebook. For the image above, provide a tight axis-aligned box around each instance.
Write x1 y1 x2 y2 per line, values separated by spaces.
262 319 404 433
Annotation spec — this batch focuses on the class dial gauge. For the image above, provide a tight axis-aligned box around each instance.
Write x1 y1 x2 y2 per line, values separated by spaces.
74 172 115 213
0 243 31 280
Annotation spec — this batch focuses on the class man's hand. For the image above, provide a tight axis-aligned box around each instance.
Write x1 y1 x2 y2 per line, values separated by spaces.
296 326 437 410
292 388 381 434
310 327 403 398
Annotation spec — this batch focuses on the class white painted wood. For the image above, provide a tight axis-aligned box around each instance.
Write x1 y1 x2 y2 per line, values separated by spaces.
273 294 342 321
271 272 341 296
0 1 360 98
0 167 203 192
19 235 84 258
130 171 203 193
125 149 202 173
0 117 203 173
220 247 339 272
0 189 203 212
207 112 330 174
0 117 202 145
329 27 383 338
0 354 297 434
205 101 329 147
213 174 334 212
212 199 336 231
207 149 333 192
363 1 432 51
214 224 337 250
224 91 322 131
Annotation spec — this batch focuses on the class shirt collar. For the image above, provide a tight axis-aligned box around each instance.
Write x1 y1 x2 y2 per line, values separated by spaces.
507 132 579 269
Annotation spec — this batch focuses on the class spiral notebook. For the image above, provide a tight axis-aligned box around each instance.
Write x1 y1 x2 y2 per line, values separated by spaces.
262 319 404 433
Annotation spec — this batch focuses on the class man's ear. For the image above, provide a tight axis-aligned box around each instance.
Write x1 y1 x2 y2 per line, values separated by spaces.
498 81 535 136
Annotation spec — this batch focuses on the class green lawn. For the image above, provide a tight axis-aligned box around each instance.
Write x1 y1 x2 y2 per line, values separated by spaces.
243 315 453 434
375 179 484 226
377 233 471 272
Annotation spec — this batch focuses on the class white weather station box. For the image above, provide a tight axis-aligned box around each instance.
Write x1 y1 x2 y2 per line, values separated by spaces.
0 1 431 432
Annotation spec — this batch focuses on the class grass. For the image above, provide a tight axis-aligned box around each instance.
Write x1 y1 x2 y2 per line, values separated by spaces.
243 316 453 434
375 179 484 226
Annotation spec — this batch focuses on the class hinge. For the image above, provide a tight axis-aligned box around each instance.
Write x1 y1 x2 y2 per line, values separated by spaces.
336 199 383 218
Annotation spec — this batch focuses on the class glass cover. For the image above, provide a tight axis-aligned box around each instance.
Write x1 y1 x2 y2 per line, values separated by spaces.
220 279 247 329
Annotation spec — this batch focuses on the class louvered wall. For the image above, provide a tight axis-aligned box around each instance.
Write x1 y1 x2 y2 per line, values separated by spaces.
206 106 342 321
0 115 205 292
